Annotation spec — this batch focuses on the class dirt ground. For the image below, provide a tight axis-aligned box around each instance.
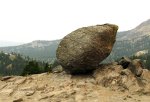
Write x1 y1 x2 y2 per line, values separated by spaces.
0 70 150 102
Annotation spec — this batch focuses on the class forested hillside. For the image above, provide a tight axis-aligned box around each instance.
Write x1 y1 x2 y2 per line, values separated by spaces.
106 35 150 62
0 52 52 76
0 52 26 75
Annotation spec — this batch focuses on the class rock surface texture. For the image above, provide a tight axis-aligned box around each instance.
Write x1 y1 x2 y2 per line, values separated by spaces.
56 24 118 74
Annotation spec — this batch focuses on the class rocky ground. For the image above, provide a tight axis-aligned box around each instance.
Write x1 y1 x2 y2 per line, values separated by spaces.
0 64 150 102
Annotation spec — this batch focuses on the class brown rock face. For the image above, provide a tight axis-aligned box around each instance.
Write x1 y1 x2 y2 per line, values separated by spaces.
128 59 143 77
118 57 144 77
93 64 150 93
56 24 118 74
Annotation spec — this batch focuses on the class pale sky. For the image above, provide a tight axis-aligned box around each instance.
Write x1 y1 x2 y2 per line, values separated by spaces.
0 0 150 43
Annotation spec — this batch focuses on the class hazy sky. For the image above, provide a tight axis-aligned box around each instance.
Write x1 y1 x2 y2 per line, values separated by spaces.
0 0 150 42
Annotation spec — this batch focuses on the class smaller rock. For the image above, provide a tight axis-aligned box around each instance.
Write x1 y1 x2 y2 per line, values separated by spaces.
123 97 127 100
15 78 27 85
129 59 143 77
52 65 64 73
13 98 23 102
25 90 35 96
38 96 49 101
37 85 46 91
141 69 150 82
118 56 131 68
126 95 132 98
120 69 132 76
0 76 13 81
118 57 144 77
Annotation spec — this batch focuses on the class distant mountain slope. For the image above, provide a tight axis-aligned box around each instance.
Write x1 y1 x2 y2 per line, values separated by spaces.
107 19 150 61
117 19 150 40
0 41 24 47
0 40 60 62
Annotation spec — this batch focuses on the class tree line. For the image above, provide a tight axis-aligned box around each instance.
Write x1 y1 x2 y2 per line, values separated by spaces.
0 51 59 76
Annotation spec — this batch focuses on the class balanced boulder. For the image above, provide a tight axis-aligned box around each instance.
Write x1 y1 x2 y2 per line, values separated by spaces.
56 24 118 74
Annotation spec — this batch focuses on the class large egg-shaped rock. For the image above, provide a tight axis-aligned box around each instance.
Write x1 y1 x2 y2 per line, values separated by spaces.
56 24 118 74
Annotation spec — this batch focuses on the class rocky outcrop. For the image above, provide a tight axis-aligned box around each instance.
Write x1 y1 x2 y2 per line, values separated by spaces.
93 57 149 94
118 57 144 77
0 64 150 102
128 59 143 77
93 64 150 93
56 24 118 74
